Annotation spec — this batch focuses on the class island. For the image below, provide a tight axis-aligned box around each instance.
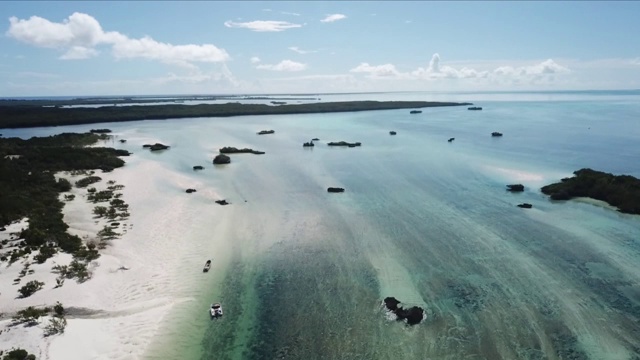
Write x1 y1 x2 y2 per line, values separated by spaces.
213 154 231 164
303 142 314 147
257 130 275 135
327 187 345 193
410 110 422 114
468 106 483 110
0 101 472 128
193 165 204 170
541 168 640 215
327 141 361 147
448 137 455 142
219 147 265 155
491 132 503 137
383 297 425 325
389 131 397 135
143 143 170 151
506 184 525 192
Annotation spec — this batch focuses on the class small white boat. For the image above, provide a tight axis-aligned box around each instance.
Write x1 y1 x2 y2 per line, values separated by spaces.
210 303 223 318
203 260 212 273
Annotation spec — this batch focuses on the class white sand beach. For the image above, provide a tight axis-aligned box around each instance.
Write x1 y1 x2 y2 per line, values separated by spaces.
0 150 230 359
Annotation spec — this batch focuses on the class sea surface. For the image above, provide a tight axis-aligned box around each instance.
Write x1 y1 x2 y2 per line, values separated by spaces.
3 91 640 359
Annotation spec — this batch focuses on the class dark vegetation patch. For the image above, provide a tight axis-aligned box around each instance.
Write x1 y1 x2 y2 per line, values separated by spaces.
0 132 129 257
541 168 640 214
0 101 471 128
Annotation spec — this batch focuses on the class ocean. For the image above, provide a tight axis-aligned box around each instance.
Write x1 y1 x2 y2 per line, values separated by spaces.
3 91 640 359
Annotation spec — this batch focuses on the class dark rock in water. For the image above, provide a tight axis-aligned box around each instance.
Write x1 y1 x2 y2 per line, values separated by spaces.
193 165 204 170
328 141 361 147
186 188 197 193
220 146 265 155
213 154 231 164
410 110 422 114
507 184 525 192
119 139 127 143
215 199 229 205
468 106 483 110
143 143 170 151
312 138 320 141
384 297 401 311
448 137 455 142
389 131 397 135
327 187 345 193
257 130 275 135
491 132 503 137
383 297 425 325
517 203 533 208
303 142 315 147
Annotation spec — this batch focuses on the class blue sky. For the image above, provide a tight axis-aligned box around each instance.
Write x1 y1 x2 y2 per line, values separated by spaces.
1 1 639 96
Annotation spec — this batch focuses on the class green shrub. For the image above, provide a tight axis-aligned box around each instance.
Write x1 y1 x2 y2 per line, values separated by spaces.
74 176 102 188
2 348 36 360
18 280 45 298
34 245 57 264
55 178 72 192
12 306 50 324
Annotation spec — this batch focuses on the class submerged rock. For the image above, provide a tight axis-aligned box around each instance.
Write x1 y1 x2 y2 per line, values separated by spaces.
193 165 204 170
517 203 533 208
327 187 345 193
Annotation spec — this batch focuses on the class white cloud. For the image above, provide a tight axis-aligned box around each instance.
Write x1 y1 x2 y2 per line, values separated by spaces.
250 56 261 63
350 63 402 78
60 46 99 60
288 46 318 55
223 20 302 32
350 54 570 86
256 60 307 72
320 14 347 23
7 12 229 65
281 12 301 16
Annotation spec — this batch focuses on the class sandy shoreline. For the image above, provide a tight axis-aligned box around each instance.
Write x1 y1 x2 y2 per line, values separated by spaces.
0 149 229 359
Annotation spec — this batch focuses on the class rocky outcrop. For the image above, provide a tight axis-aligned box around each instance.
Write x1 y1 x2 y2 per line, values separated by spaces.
215 199 229 205
186 188 197 193
327 187 345 193
327 141 361 148
219 147 265 155
383 297 425 325
213 154 231 164
491 132 503 137
389 131 397 135
507 184 525 192
257 130 275 135
517 203 533 208
468 106 483 110
193 165 204 170
303 142 314 147
448 138 455 142
143 143 170 151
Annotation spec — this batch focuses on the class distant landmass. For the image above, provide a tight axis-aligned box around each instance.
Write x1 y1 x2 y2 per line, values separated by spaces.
0 101 471 128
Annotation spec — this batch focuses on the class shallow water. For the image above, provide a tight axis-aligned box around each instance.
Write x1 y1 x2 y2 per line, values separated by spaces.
3 92 640 359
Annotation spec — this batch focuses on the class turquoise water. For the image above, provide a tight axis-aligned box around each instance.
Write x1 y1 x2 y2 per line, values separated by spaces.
3 92 640 359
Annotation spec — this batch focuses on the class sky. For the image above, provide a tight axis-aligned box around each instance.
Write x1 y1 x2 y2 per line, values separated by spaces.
1 1 639 97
